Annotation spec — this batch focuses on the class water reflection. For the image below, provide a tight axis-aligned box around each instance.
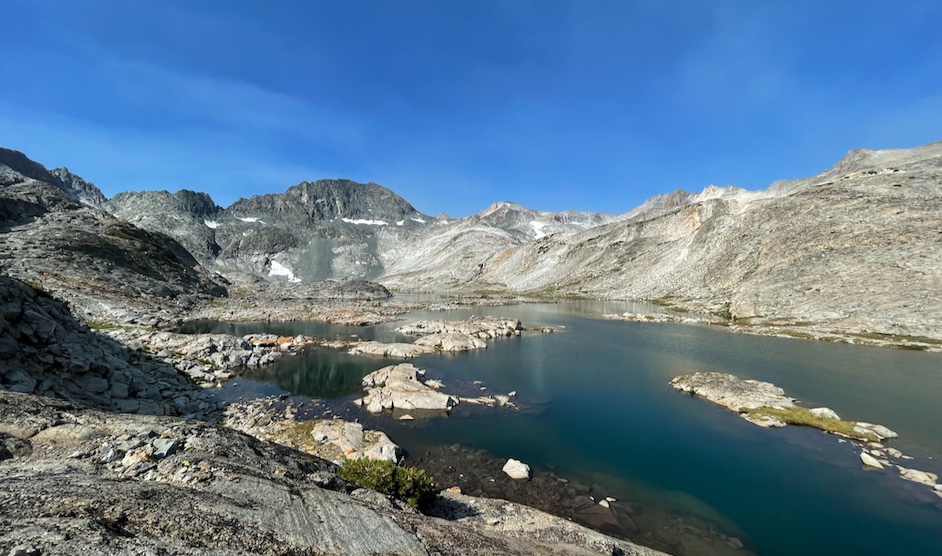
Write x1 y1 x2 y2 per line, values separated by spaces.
238 349 382 398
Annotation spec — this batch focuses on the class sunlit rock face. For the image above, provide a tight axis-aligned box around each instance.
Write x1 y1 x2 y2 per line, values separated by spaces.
385 142 942 343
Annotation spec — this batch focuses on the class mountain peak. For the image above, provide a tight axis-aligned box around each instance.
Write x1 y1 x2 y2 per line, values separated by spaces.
0 148 107 207
50 167 107 207
482 201 527 215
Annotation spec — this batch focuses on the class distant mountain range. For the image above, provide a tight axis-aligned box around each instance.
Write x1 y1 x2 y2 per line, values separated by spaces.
2 141 940 342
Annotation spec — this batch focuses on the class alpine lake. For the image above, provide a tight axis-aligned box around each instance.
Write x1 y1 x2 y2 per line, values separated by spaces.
181 301 942 556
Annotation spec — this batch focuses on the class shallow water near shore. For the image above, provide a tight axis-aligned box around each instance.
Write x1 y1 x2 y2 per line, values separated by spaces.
187 302 942 556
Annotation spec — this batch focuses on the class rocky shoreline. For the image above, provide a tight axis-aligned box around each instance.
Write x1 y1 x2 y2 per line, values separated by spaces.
0 390 668 556
602 310 942 351
198 395 753 556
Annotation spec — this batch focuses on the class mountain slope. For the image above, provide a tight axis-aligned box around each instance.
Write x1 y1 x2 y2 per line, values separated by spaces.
382 142 942 340
377 201 620 290
0 151 227 323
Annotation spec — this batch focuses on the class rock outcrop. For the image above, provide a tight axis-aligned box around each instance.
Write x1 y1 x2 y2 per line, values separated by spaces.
349 341 435 358
396 316 523 339
415 332 488 351
670 372 796 416
0 276 220 418
672 372 942 500
669 372 899 436
223 397 403 464
356 364 458 414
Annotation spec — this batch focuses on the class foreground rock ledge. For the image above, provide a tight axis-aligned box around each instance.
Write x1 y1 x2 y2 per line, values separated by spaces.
0 391 667 556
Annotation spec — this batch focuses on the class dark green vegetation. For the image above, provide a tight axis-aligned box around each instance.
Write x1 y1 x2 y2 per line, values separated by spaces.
339 458 439 511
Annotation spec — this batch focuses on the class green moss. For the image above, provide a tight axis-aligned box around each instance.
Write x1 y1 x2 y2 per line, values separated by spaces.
743 406 878 442
339 458 438 511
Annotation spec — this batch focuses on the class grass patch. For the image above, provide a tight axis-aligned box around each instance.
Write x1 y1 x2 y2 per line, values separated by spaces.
106 224 141 242
743 406 878 442
339 458 438 511
85 320 121 330
23 280 55 299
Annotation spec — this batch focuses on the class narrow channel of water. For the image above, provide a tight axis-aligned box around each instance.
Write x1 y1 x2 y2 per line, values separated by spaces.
185 302 942 556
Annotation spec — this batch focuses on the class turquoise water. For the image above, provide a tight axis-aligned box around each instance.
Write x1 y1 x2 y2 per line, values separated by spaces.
186 303 942 556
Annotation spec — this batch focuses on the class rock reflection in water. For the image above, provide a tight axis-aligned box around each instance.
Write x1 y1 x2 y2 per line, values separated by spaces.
239 349 380 398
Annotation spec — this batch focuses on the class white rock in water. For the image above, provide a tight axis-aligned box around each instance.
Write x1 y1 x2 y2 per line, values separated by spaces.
502 458 531 480
860 452 884 469
810 407 841 420
897 466 939 487
854 422 898 440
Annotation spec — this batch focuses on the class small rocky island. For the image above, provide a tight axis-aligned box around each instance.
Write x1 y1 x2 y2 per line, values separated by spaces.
671 372 941 498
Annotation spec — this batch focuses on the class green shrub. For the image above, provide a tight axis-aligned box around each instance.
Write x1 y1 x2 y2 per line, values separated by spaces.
339 458 438 511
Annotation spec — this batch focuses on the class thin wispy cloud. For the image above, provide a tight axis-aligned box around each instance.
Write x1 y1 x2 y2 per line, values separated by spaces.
2 1 941 216
97 59 367 150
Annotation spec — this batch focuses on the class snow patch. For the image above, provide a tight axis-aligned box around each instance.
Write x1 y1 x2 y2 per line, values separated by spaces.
530 221 547 239
204 220 220 229
342 218 388 226
269 260 301 283
237 216 265 224
396 220 405 226
411 217 426 224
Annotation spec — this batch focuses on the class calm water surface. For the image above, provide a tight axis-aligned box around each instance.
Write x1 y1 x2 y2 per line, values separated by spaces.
187 302 942 556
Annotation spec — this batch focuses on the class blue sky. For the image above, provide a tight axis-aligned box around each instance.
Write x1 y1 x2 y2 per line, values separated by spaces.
2 1 941 216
